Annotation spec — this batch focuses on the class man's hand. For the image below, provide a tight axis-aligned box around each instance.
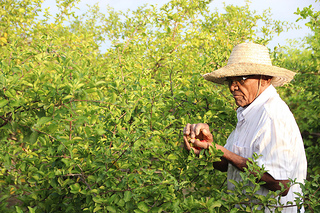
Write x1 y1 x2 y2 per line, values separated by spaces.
183 123 213 154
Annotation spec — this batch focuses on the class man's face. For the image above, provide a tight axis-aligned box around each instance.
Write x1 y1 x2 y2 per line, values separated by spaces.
227 76 261 107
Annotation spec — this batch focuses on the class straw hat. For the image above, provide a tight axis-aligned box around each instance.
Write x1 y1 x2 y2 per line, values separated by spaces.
202 42 296 87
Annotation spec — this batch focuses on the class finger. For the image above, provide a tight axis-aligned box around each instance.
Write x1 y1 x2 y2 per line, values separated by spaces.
183 123 191 136
195 124 214 142
195 123 209 136
190 124 196 139
184 136 201 155
183 135 191 151
202 128 212 140
191 139 210 149
203 128 214 142
202 128 208 136
191 147 200 155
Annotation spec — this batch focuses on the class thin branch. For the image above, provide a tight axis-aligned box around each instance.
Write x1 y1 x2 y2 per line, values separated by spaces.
32 128 68 150
149 93 155 130
72 99 129 108
0 113 11 128
105 134 145 174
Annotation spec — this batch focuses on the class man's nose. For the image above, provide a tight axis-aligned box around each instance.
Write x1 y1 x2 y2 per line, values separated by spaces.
229 83 238 92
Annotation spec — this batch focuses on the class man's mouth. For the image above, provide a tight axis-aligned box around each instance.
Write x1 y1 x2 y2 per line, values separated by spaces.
233 94 243 98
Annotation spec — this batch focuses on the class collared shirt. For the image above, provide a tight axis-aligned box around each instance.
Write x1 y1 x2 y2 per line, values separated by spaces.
224 85 307 213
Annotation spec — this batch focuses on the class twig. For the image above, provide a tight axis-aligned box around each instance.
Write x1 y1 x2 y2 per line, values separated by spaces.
32 128 68 150
0 113 11 128
105 134 145 174
149 93 155 130
73 99 129 108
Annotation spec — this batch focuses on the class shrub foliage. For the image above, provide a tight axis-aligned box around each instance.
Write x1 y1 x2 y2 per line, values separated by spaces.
0 0 319 212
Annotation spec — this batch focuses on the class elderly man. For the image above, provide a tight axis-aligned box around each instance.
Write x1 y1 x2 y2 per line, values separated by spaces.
183 43 307 212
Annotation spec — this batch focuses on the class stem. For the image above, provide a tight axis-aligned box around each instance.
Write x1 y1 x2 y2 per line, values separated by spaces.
32 128 68 151
150 93 155 130
69 114 72 141
105 134 144 174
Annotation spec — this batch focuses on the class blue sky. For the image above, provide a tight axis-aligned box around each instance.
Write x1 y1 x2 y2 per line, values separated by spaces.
41 0 319 49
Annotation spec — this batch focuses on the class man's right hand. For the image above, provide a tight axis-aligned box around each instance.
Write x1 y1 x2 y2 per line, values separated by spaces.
183 123 213 154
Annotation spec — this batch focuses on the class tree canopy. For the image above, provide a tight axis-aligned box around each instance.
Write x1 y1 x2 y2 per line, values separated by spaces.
0 0 319 212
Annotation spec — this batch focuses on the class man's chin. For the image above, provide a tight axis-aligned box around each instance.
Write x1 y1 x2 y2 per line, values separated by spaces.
234 99 247 108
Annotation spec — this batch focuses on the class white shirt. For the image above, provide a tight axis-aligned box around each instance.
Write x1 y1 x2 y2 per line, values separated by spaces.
224 85 307 212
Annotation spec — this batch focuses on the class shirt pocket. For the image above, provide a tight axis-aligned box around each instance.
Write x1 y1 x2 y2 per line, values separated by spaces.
232 144 253 159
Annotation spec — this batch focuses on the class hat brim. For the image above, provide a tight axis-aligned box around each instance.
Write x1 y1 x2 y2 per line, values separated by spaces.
202 63 296 87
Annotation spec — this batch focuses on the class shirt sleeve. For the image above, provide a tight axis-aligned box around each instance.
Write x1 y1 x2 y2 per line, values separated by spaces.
224 130 236 151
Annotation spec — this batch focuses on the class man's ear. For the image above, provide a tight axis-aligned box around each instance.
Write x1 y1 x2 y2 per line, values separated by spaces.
261 77 272 87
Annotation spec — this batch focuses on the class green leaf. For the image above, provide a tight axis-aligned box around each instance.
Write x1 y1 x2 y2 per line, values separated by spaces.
37 117 52 125
111 93 117 103
29 131 39 143
63 95 74 100
106 206 116 213
0 99 9 107
85 88 96 93
230 208 239 213
211 200 222 208
124 112 131 122
95 81 106 86
27 206 37 213
93 196 103 204
15 206 24 213
138 201 149 212
167 154 177 160
93 205 103 213
96 129 106 135
124 190 132 202
70 183 81 194
117 199 125 207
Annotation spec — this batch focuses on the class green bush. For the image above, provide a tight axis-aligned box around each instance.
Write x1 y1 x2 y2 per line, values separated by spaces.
0 0 319 212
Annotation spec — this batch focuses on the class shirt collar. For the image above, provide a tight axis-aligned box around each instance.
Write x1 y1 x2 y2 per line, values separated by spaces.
236 85 276 121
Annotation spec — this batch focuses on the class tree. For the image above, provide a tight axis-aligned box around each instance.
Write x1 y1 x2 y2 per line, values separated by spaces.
0 0 318 212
